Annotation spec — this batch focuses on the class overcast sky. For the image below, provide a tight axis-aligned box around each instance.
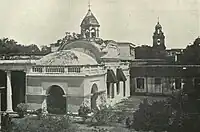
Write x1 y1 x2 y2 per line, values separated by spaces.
0 0 199 48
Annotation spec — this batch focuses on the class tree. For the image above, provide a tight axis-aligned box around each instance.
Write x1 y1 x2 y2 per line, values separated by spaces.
0 38 44 59
132 86 200 132
135 45 154 59
180 37 200 64
41 45 51 54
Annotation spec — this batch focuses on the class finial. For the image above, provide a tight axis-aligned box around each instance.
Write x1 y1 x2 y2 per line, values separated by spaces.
157 17 160 23
88 0 91 10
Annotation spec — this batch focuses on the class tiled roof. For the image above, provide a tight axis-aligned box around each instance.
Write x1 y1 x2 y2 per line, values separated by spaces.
81 9 100 27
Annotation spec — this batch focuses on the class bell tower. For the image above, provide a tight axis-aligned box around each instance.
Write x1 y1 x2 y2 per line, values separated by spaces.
80 1 100 40
152 18 166 50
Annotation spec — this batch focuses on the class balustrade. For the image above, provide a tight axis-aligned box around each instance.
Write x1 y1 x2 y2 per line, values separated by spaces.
31 65 104 75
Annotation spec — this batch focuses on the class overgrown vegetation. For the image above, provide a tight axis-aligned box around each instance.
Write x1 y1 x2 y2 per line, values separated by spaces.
16 103 29 118
131 90 200 132
11 115 78 132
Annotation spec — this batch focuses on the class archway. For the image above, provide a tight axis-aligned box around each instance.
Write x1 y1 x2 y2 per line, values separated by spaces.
46 85 66 114
91 83 98 110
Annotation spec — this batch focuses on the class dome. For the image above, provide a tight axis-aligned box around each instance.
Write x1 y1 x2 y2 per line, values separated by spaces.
36 50 98 66
155 22 162 29
81 9 100 27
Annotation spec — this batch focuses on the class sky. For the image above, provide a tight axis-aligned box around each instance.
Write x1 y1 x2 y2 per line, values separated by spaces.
0 0 199 49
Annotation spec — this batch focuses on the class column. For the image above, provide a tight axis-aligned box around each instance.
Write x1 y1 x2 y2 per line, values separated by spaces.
6 71 13 112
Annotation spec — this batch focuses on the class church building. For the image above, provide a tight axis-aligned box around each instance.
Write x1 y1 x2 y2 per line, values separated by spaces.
25 7 133 114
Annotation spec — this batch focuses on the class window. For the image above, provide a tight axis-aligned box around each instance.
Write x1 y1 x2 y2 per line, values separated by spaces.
155 78 161 85
136 78 144 89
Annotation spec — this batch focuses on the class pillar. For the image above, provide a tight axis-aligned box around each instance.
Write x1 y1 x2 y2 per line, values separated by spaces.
6 71 13 112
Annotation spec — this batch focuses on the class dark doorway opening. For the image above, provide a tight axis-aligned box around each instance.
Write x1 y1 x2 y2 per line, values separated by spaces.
11 71 26 111
91 83 98 110
47 85 66 114
0 70 6 111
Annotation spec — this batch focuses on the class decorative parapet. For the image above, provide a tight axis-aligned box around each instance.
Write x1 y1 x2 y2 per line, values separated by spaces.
29 65 105 76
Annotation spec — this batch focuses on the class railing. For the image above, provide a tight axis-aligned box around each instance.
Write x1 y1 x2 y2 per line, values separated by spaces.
30 65 104 75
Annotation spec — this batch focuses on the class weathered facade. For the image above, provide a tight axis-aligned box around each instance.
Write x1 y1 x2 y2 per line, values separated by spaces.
25 8 133 113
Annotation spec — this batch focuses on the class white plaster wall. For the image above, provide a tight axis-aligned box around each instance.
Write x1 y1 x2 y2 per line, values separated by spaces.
26 75 85 112
118 45 130 57
83 74 106 96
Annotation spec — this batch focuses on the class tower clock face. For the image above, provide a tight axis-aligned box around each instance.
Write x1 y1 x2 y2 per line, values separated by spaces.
157 39 161 45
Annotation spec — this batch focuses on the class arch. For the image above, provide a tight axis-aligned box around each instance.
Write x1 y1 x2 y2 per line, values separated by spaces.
91 83 98 110
46 84 66 95
91 28 96 38
46 85 66 114
91 83 98 94
58 40 103 63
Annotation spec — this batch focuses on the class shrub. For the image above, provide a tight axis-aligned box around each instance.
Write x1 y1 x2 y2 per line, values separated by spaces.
16 103 29 118
11 115 78 132
91 104 115 126
132 99 172 132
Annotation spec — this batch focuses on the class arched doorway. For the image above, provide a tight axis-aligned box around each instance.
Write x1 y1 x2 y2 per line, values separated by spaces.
91 84 98 110
46 85 66 114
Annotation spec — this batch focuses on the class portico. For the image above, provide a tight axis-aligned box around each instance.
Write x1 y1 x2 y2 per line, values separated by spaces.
0 60 35 112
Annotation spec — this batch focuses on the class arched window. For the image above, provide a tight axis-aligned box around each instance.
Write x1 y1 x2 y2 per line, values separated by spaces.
91 28 96 38
85 29 90 38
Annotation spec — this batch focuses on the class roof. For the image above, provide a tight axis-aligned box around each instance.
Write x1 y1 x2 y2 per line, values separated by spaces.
117 42 134 45
0 60 36 64
81 9 100 27
155 22 162 29
36 50 98 66
130 65 200 77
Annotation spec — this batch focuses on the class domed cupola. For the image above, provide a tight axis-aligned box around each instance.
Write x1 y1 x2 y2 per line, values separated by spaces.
155 22 162 31
80 7 100 40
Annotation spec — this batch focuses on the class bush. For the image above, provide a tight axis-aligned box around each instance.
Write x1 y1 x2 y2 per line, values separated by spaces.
91 104 115 126
16 103 29 118
132 99 172 132
11 115 78 132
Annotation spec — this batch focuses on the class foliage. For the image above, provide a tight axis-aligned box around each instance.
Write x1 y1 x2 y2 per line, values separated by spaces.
132 98 172 132
0 38 41 55
91 104 115 126
78 105 91 117
180 37 200 64
16 103 29 118
135 45 167 59
78 100 92 123
11 115 78 132
0 37 52 60
52 32 83 48
41 45 51 54
132 88 200 132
